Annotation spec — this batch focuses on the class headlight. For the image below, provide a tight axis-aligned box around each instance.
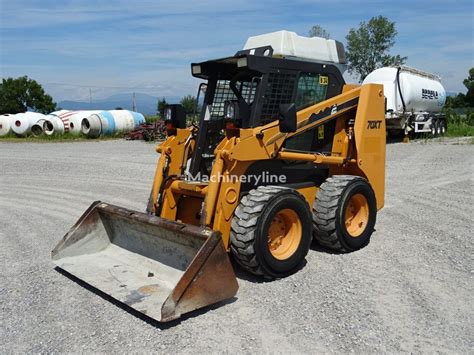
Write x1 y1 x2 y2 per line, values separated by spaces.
191 65 201 75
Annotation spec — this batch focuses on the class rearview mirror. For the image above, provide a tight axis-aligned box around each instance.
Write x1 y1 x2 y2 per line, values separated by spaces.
278 103 297 133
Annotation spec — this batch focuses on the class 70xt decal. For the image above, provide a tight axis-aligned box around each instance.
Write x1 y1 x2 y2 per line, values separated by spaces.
367 120 382 129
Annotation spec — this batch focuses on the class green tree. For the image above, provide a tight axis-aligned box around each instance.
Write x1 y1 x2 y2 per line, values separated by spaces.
308 25 330 39
463 67 474 107
346 16 407 82
180 95 198 114
157 97 167 116
444 68 474 109
0 76 56 114
445 94 466 109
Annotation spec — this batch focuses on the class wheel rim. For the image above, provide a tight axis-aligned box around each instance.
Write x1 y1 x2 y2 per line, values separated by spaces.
344 193 369 237
267 208 302 260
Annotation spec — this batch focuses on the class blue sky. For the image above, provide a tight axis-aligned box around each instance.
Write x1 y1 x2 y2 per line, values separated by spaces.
1 0 473 102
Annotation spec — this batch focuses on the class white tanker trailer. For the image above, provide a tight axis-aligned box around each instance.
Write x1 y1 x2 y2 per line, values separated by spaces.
363 66 447 136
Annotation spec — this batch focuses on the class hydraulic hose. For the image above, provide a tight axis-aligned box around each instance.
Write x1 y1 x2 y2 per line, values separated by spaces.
396 67 407 112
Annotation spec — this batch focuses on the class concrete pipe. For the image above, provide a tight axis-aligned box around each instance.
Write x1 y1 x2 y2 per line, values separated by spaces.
108 110 145 133
68 111 102 134
81 112 108 138
82 110 145 137
43 110 72 135
11 112 47 136
0 114 14 137
31 119 47 136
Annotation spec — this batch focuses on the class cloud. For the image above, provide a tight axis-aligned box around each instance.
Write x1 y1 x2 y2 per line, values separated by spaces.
1 0 472 101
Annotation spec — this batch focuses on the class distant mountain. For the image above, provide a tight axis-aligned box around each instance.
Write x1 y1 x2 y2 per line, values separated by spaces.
58 93 180 115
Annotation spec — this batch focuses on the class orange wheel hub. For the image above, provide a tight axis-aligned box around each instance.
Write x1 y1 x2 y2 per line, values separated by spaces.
344 193 369 237
267 209 302 260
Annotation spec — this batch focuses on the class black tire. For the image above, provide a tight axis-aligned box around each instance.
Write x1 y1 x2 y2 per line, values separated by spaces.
439 119 446 135
431 119 438 137
230 186 312 278
312 175 376 252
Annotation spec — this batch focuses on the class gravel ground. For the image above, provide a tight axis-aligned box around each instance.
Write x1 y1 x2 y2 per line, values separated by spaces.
1 138 473 353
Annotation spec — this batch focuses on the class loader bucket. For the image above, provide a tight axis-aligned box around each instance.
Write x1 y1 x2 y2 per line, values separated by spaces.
52 201 238 322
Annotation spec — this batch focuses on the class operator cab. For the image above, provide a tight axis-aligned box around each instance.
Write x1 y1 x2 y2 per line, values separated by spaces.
186 46 345 176
164 31 348 176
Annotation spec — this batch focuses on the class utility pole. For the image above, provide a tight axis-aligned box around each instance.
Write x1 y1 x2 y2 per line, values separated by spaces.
132 92 137 112
89 88 92 108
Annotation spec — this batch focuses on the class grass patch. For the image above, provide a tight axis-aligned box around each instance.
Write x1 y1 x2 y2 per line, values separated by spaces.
445 122 474 137
444 110 474 137
0 132 124 142
145 115 160 123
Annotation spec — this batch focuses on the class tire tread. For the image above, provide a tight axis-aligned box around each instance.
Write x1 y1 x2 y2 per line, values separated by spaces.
312 175 368 252
230 186 292 276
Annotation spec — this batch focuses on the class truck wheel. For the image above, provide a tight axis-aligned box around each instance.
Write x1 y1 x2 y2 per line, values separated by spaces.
439 120 446 135
436 120 442 135
230 186 312 278
312 175 376 252
431 120 438 137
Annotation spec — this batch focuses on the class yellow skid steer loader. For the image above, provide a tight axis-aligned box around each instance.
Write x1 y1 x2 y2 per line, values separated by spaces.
52 44 386 322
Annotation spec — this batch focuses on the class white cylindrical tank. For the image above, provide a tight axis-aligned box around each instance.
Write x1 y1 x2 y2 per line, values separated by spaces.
11 112 47 136
243 30 347 72
81 110 145 138
68 111 102 134
0 114 14 136
363 66 446 114
43 110 72 135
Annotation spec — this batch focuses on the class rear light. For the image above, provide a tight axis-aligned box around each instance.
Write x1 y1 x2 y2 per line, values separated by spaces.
224 100 249 128
163 104 186 136
226 121 238 130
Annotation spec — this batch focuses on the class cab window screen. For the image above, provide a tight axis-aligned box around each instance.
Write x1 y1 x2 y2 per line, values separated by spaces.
260 72 297 124
210 80 236 120
210 79 258 120
295 73 328 110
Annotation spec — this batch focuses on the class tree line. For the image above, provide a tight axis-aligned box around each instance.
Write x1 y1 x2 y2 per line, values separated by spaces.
156 95 200 117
